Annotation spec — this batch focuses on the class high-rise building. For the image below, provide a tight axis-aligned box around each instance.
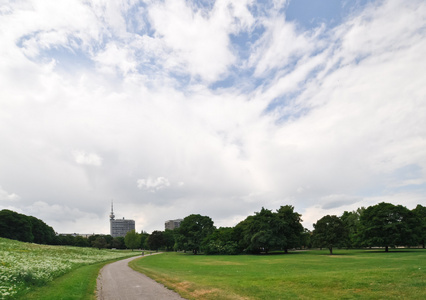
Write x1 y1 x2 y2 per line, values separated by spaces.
165 219 183 230
110 201 135 237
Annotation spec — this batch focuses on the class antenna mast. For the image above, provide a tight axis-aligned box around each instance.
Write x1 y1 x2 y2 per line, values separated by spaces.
109 199 115 220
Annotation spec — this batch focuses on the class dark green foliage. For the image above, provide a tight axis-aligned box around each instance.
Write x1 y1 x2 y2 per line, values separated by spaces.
147 230 164 251
162 229 176 251
412 204 426 248
140 232 150 249
203 227 239 255
27 216 56 245
234 206 304 254
175 214 215 254
91 237 108 250
276 205 304 252
0 210 34 242
312 215 346 255
238 208 282 253
340 207 364 248
359 202 420 251
300 228 312 249
111 236 126 249
0 209 55 244
87 234 112 249
56 234 76 246
74 235 90 247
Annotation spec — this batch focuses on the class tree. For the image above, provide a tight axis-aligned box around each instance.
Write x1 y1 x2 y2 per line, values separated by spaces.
28 216 56 245
124 230 141 251
162 229 176 251
276 205 304 253
359 202 420 252
57 234 76 246
74 236 90 247
413 205 426 248
147 230 164 251
203 227 239 255
340 207 364 248
140 232 150 249
92 237 107 250
0 210 34 242
175 214 215 254
111 237 126 249
236 208 282 254
300 228 312 249
312 215 346 255
89 234 110 248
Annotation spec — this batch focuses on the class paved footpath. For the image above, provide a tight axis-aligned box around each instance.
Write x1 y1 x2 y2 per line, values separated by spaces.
97 254 186 300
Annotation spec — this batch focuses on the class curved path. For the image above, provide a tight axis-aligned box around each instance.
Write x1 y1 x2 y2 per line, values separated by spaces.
97 254 186 300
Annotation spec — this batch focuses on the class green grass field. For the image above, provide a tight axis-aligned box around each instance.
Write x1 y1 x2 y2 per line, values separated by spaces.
0 237 140 299
130 249 426 299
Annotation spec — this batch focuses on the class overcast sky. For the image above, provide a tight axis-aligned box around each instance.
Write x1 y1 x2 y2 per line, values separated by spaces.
1 0 425 235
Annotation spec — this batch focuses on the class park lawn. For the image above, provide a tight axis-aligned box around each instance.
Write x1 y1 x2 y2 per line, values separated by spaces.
130 249 426 299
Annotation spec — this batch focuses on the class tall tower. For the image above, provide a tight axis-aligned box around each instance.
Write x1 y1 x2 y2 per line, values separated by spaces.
109 200 115 220
109 201 135 237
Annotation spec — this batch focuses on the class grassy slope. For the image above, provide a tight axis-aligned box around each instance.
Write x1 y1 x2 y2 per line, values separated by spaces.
17 261 107 300
0 238 140 299
130 249 426 299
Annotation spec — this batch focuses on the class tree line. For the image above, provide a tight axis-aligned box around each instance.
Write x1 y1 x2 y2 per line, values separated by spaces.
0 209 127 249
0 209 56 244
1 202 425 254
131 202 426 255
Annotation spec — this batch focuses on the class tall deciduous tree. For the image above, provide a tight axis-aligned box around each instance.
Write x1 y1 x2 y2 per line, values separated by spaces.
28 216 56 245
147 230 164 251
203 227 239 255
162 229 176 251
124 230 141 251
92 237 107 250
340 207 364 249
276 205 304 253
413 204 426 248
359 202 420 252
312 215 346 255
176 214 215 254
140 232 150 249
236 208 282 254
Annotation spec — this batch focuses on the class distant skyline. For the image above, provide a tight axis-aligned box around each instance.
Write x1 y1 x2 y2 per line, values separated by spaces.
1 0 425 234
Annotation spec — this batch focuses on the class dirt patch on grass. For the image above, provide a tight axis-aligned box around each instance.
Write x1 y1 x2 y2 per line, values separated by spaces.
169 280 251 300
199 261 245 266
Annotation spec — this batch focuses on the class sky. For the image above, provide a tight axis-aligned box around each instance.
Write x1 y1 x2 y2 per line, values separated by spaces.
1 0 425 235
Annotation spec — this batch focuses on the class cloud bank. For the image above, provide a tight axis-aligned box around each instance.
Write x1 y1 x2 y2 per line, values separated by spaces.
0 0 425 233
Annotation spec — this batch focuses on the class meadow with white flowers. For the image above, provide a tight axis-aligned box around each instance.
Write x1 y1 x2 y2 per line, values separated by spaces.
0 237 137 299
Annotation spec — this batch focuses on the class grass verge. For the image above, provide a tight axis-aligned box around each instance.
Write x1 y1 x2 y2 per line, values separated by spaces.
15 260 110 300
0 238 141 299
129 249 426 299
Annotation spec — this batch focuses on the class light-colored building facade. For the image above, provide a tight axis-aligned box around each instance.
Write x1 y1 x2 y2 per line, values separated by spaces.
110 202 135 237
165 219 183 230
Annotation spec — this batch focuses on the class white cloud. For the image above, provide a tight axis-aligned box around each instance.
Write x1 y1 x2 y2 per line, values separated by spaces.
0 0 425 235
73 151 103 166
321 194 362 210
147 0 243 82
250 17 317 77
137 177 171 192
0 186 20 202
93 42 137 75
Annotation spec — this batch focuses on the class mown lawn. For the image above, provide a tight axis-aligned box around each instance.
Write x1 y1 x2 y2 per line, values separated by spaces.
130 249 426 299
